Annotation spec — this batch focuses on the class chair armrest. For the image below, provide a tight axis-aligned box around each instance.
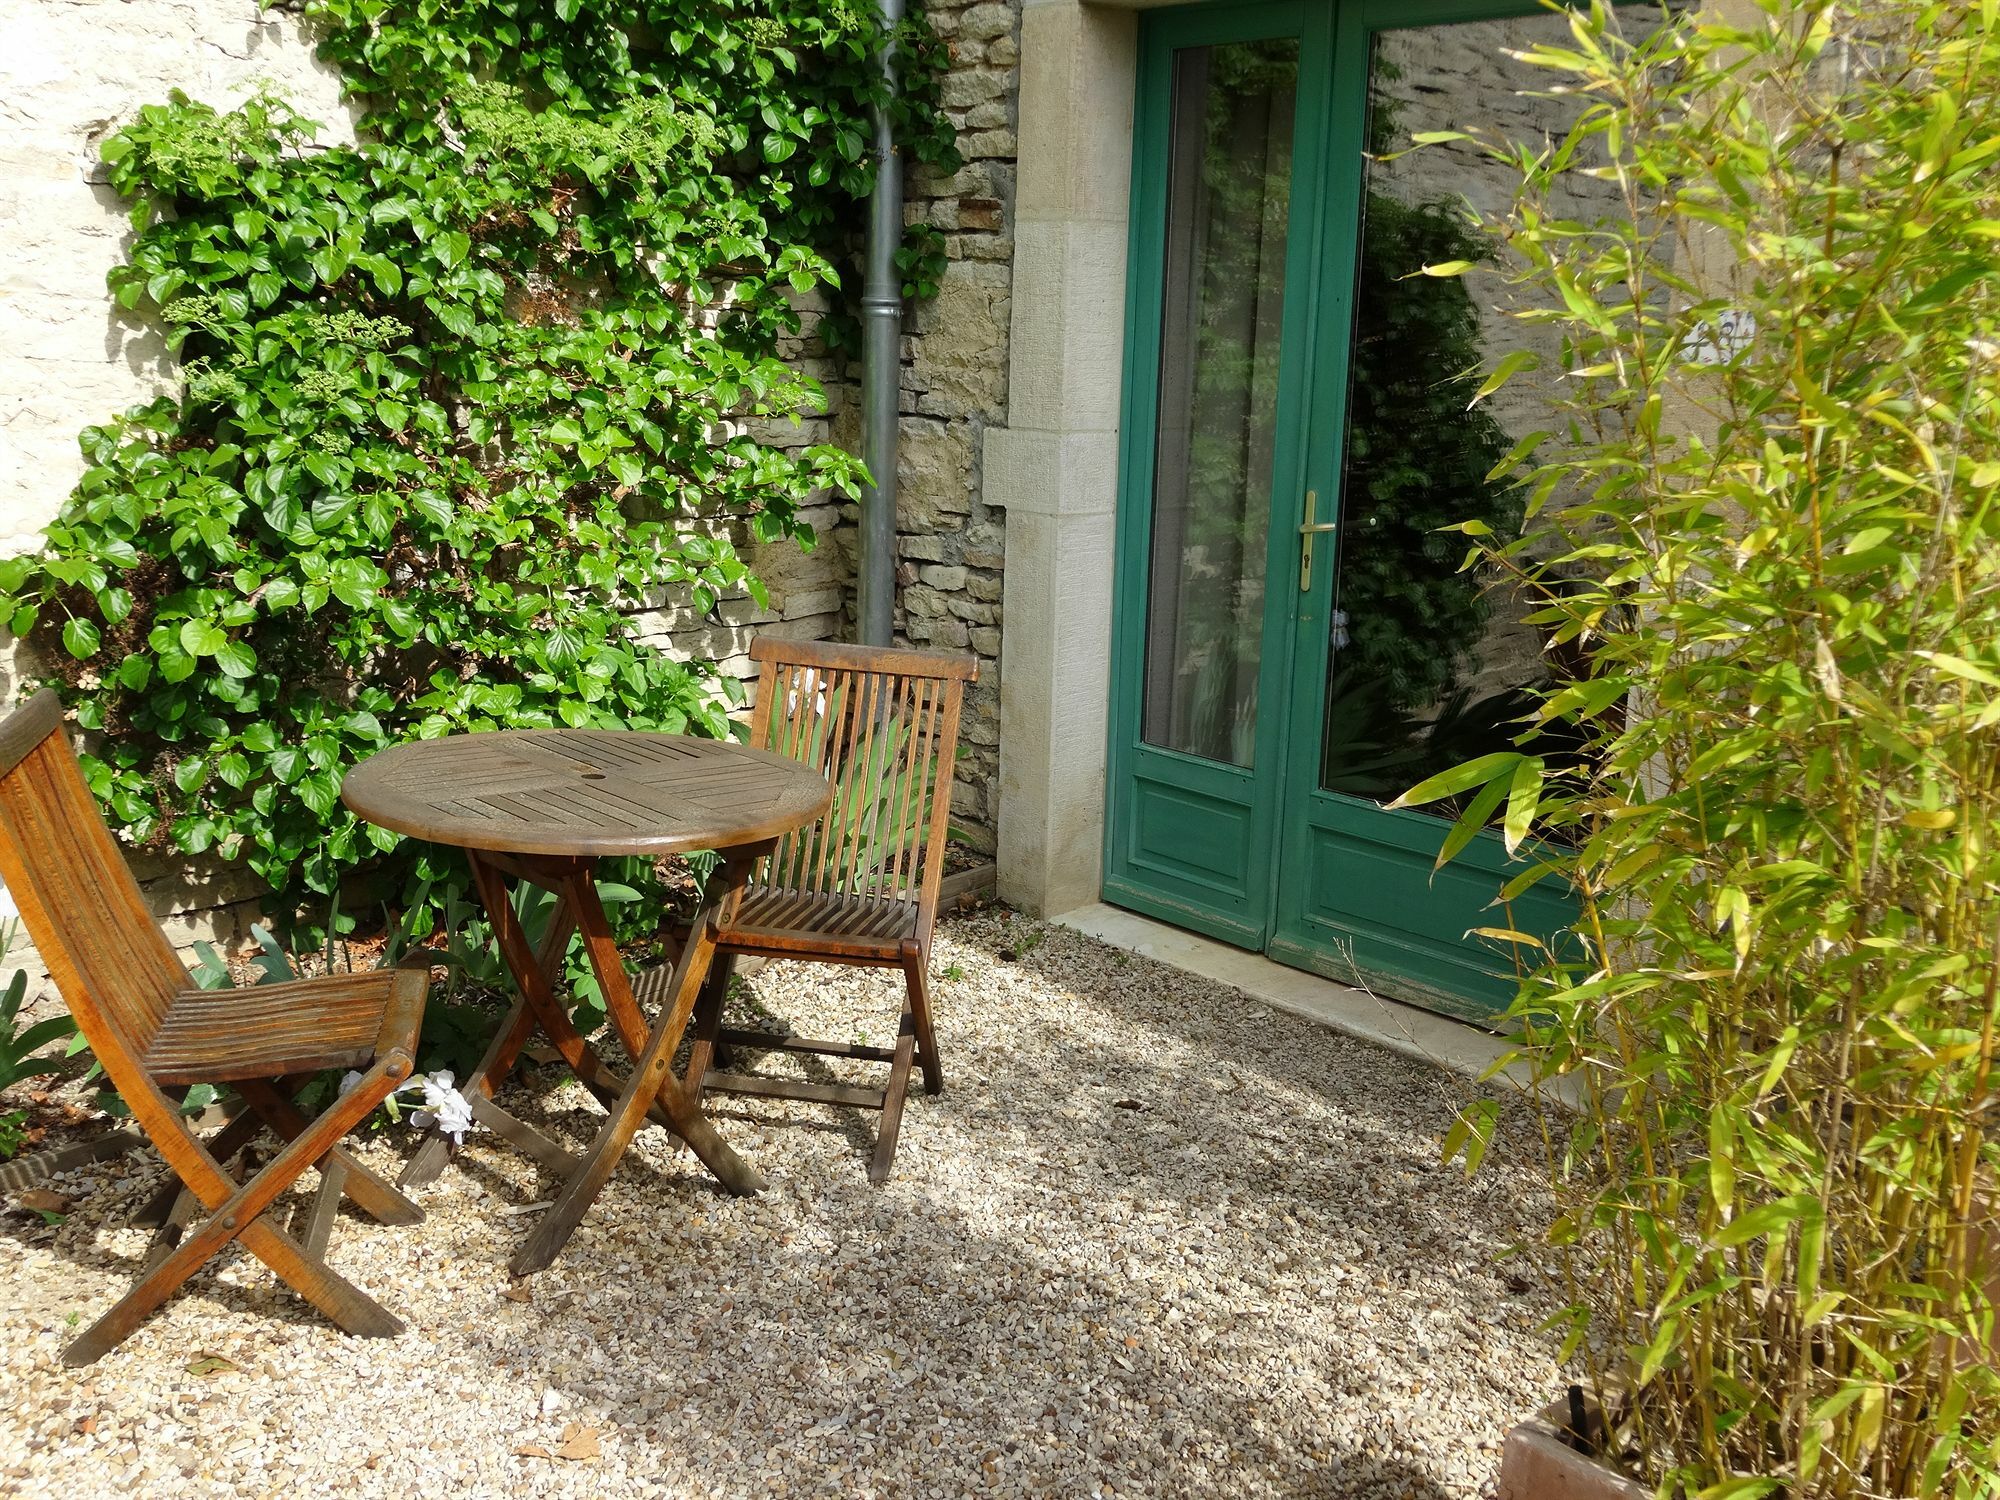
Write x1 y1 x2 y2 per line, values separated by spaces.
371 967 428 1080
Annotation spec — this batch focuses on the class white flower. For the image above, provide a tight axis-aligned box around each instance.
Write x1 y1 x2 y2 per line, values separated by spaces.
399 1068 477 1144
1330 609 1351 652
0 880 17 922
786 667 829 719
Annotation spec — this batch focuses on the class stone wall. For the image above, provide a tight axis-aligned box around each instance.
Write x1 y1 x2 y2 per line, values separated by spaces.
0 0 1020 978
0 0 362 968
837 0 1021 852
578 0 1026 851
0 0 352 558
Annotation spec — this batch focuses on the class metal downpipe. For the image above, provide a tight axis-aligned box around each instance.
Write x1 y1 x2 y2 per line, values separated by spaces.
856 0 905 648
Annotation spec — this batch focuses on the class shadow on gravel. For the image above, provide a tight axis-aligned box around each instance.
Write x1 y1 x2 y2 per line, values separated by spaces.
431 909 1554 1498
0 907 1551 1497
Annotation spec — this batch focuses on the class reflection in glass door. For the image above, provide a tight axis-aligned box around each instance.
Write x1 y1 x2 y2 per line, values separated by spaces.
1313 13 1615 804
1268 4 1647 1016
1103 3 1325 947
1141 38 1298 768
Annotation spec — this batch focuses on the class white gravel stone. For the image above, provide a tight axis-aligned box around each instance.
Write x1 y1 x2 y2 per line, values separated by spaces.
0 908 1562 1497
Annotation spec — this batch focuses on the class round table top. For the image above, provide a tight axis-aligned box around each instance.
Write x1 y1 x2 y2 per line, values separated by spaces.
341 729 832 858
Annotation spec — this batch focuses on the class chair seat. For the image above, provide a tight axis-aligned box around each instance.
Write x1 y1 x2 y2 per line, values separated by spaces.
716 886 920 959
143 972 409 1085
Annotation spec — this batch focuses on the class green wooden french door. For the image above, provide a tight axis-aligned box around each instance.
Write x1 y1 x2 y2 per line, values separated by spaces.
1105 0 1609 1019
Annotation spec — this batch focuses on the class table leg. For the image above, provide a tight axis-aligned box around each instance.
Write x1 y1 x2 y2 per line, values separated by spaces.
509 854 760 1276
399 854 579 1189
555 868 659 1064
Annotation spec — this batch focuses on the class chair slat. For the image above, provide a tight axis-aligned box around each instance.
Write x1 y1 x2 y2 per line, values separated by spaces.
801 670 844 896
907 675 945 902
0 739 185 1048
839 671 886 896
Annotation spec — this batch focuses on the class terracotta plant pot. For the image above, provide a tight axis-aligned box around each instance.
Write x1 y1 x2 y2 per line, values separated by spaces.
1497 1396 1650 1500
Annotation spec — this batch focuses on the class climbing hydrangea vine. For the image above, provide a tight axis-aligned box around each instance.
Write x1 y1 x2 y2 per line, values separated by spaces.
0 0 959 914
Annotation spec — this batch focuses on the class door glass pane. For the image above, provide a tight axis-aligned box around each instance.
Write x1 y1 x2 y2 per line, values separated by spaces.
1141 39 1299 767
1319 11 1656 802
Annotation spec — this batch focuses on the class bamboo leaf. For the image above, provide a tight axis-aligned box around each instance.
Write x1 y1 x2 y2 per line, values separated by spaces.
1389 752 1523 811
1501 756 1544 855
1469 350 1542 408
1918 651 2000 687
1913 89 1959 181
1708 1106 1736 1213
1435 775 1509 871
1695 1480 1782 1500
1713 1194 1817 1249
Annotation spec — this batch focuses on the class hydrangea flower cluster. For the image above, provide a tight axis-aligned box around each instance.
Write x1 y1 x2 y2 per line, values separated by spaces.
341 1066 477 1143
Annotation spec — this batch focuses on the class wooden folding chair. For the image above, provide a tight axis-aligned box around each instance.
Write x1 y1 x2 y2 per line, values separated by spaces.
681 639 976 1183
0 690 429 1364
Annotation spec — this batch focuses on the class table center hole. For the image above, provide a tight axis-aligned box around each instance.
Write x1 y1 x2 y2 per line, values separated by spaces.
579 770 606 780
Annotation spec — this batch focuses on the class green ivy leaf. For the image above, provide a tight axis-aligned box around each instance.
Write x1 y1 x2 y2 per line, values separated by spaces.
215 640 258 679
62 617 102 659
179 620 226 657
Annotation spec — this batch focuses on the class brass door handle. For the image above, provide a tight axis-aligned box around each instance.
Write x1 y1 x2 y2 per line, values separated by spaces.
1298 490 1337 592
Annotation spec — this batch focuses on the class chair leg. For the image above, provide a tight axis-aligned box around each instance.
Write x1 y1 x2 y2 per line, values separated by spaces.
301 1155 349 1259
683 952 735 1106
236 1080 423 1227
902 944 944 1097
142 1185 203 1274
133 1105 261 1231
66 1063 409 1365
868 1012 919 1187
70 1204 402 1367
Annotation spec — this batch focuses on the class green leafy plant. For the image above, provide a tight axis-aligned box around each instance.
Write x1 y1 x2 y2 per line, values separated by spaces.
1403 3 2000 1494
0 910 78 1158
772 675 945 886
0 0 959 931
0 968 75 1099
1328 64 1520 747
0 909 77 1157
823 712 940 885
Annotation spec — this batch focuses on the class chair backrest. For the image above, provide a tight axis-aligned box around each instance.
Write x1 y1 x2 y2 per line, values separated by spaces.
0 691 188 1073
747 639 978 925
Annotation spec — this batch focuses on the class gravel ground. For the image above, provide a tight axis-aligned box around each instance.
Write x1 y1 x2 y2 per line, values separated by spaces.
0 906 1564 1499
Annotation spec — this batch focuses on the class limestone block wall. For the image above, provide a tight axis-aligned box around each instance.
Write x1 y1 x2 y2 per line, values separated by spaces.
0 0 362 969
869 0 1021 851
0 0 354 559
0 0 1021 977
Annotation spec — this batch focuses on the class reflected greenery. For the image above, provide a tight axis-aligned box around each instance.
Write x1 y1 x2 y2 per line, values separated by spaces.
1141 39 1297 766
1318 54 1535 800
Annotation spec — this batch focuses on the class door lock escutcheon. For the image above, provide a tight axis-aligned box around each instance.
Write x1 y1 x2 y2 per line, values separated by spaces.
1298 489 1338 592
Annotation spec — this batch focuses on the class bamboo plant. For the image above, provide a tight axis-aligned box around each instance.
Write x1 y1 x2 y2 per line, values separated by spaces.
1400 2 2000 1494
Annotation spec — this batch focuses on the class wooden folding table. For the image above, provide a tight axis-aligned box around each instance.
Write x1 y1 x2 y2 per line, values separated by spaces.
342 728 830 1273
